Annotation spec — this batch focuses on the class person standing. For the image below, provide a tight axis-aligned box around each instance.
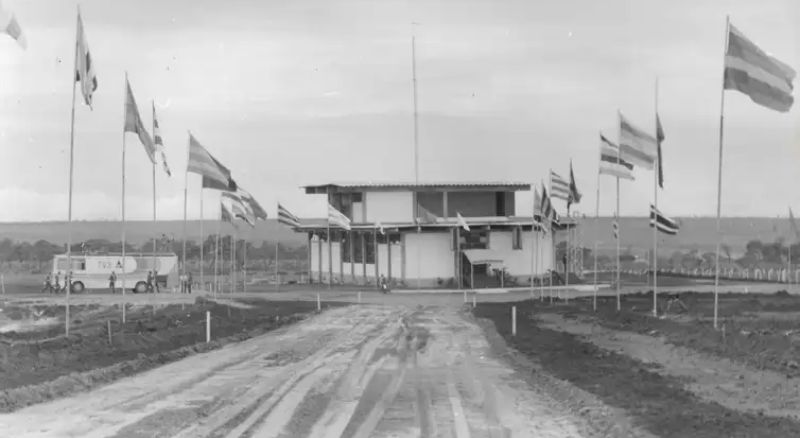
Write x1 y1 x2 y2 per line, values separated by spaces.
186 271 193 294
109 271 117 294
42 273 53 294
146 270 154 293
153 270 160 293
54 272 61 295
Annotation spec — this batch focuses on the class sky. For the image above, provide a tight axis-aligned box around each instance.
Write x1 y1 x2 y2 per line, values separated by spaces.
0 0 798 222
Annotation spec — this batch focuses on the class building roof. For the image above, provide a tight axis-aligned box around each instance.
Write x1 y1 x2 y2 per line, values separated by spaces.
303 181 530 194
291 215 578 232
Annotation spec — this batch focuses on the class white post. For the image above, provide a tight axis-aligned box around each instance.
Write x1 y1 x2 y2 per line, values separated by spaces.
200 189 204 292
121 74 128 325
65 10 80 338
652 78 660 318
205 310 210 343
511 305 517 336
615 113 622 312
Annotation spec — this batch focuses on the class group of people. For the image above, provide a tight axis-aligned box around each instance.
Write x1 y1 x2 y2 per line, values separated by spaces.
107 270 161 294
41 271 70 294
178 271 193 294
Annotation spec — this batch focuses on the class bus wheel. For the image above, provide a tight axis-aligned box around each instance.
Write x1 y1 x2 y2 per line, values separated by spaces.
71 281 85 293
134 281 148 294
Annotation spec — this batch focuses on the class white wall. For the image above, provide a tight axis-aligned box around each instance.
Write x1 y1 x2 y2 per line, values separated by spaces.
485 230 553 277
352 202 365 223
365 192 413 223
404 232 454 280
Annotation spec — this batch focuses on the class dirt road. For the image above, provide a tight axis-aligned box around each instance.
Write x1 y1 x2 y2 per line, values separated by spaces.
0 304 595 438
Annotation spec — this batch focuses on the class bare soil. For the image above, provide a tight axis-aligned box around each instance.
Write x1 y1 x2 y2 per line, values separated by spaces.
0 298 341 412
473 300 800 438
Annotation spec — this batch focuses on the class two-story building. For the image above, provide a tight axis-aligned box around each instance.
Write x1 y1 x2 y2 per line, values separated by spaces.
294 181 569 289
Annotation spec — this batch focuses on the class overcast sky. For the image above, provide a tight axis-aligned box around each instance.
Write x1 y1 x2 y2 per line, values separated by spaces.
0 0 798 222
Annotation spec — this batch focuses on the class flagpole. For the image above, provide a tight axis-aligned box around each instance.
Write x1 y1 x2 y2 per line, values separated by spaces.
652 77 660 317
412 35 421 292
243 238 247 294
229 230 234 294
530 189 536 300
232 228 237 293
713 15 730 330
548 171 554 301
121 73 128 323
65 9 80 337
594 166 600 312
326 188 332 289
151 101 157 287
616 113 622 312
182 133 190 282
275 242 279 291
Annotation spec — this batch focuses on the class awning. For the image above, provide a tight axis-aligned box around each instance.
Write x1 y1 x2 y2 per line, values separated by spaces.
462 249 507 265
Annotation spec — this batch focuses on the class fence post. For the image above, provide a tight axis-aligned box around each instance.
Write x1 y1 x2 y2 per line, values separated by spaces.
317 293 321 312
107 320 112 345
206 311 211 343
512 306 517 336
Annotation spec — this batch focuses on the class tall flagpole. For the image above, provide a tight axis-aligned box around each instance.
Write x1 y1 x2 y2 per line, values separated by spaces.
530 189 536 299
548 172 554 300
594 165 600 312
327 188 332 289
182 133 190 281
229 230 234 294
151 101 157 284
275 242 279 291
616 112 622 311
232 229 237 292
412 35 422 291
652 78 660 317
243 238 247 294
65 9 80 337
121 73 128 323
713 16 730 330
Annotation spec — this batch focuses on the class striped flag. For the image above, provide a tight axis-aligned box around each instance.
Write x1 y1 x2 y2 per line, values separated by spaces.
75 11 97 108
724 23 795 112
619 112 657 169
550 170 570 201
277 203 300 228
237 188 267 220
649 205 679 235
456 212 470 232
123 78 156 163
568 160 581 208
599 134 634 180
187 134 235 189
656 114 664 188
541 184 553 234
328 204 351 230
152 103 171 176
221 192 255 227
0 4 26 49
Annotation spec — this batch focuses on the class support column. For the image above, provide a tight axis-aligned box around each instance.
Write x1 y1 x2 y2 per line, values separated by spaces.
317 232 323 284
387 234 393 282
307 232 312 284
361 232 367 284
339 232 344 284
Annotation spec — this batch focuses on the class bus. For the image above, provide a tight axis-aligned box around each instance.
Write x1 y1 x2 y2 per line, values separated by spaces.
52 253 179 293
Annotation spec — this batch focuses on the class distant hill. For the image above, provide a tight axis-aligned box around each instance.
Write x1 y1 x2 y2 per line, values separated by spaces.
0 220 307 247
582 217 795 256
0 217 793 254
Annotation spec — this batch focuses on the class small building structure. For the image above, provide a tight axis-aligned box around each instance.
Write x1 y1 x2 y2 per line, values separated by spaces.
293 182 571 288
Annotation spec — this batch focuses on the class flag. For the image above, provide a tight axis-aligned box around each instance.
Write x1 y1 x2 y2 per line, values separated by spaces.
220 202 234 224
619 112 657 169
612 220 619 240
599 134 635 180
202 174 237 192
328 204 351 230
533 188 542 218
649 204 679 235
568 160 581 208
540 184 553 234
123 78 156 163
188 134 236 189
550 170 570 201
277 203 300 228
656 114 665 188
152 103 171 176
790 208 800 240
724 23 795 112
456 212 470 232
221 192 255 227
75 12 97 108
0 5 26 49
236 187 267 220
376 221 385 235
416 205 438 224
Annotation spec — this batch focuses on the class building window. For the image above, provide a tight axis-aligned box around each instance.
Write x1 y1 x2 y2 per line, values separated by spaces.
512 227 522 250
353 232 363 263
